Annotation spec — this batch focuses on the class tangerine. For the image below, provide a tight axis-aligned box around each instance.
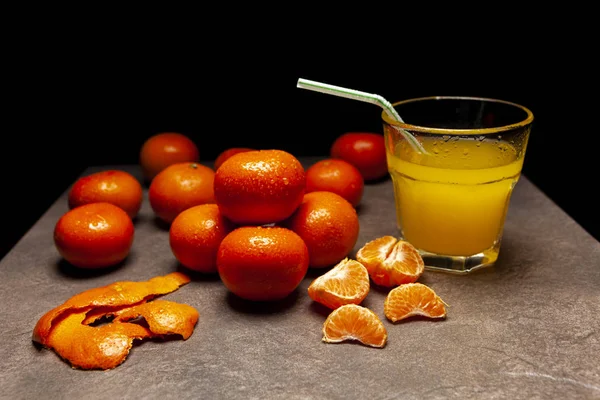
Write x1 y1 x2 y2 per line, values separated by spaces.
53 202 135 269
217 226 309 301
356 236 424 287
214 149 305 225
149 162 215 224
214 147 254 170
284 191 359 268
305 158 364 207
330 132 388 181
68 169 143 219
322 304 387 348
307 258 370 310
383 283 447 322
169 204 235 273
139 132 200 182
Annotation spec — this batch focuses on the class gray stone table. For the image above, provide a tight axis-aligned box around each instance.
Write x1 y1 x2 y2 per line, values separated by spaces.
1 159 599 400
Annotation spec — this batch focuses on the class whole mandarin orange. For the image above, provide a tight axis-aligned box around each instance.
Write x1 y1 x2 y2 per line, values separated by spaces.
214 147 254 170
68 170 143 219
217 226 309 301
213 149 306 225
149 162 215 224
284 191 359 268
330 132 388 181
54 202 135 269
305 158 364 207
139 132 200 182
169 204 235 273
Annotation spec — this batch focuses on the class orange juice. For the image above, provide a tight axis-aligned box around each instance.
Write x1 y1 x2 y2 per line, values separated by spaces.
387 137 523 256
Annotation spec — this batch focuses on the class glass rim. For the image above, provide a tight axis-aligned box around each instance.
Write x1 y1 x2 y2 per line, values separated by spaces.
381 96 534 135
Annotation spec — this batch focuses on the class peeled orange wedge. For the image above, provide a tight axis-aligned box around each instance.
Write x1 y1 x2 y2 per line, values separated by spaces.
322 304 387 348
307 258 370 310
383 283 447 322
356 236 424 287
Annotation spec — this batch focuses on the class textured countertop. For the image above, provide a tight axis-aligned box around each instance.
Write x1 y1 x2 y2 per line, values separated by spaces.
1 159 599 400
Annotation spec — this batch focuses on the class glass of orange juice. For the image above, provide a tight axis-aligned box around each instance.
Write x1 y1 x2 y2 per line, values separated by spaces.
382 96 534 274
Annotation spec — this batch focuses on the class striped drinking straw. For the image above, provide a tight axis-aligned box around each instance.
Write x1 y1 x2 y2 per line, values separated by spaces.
297 78 427 154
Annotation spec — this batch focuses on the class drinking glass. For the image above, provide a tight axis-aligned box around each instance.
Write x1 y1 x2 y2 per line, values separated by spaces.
382 96 533 273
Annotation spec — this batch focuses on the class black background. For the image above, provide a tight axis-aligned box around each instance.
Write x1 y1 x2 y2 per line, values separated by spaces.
3 21 598 260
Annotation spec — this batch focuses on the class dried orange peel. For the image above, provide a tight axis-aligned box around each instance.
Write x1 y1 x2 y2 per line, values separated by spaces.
32 272 199 370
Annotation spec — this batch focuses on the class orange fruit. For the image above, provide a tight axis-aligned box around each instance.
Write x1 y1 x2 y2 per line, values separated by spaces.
305 158 364 207
149 162 215 224
330 132 388 181
307 258 370 310
169 204 235 273
284 191 359 268
139 132 200 182
383 283 447 322
217 226 309 301
356 236 424 287
322 304 387 348
53 202 135 269
68 169 143 219
214 147 254 170
214 149 306 225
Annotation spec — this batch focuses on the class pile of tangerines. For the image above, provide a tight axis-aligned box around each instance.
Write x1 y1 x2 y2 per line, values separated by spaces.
52 131 447 350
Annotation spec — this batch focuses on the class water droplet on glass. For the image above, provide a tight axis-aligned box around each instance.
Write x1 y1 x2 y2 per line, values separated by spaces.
463 149 469 155
478 136 485 141
442 135 450 142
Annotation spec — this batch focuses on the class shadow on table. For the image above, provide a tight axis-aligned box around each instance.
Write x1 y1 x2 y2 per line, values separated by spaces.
226 289 300 315
55 252 136 279
176 262 221 282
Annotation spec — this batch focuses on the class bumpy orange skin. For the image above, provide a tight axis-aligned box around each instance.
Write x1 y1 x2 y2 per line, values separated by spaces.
213 149 306 225
330 132 388 181
169 204 235 273
149 162 215 224
305 158 364 207
214 147 254 170
217 226 309 301
54 202 135 269
284 191 359 268
139 132 200 181
68 170 143 219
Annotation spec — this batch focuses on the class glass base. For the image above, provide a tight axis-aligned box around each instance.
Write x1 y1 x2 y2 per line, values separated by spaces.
418 247 499 275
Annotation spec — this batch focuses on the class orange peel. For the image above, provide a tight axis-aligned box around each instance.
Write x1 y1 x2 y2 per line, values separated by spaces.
33 272 190 344
32 272 198 370
113 299 199 340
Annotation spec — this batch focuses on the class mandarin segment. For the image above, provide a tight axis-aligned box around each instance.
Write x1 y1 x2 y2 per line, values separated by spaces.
356 235 424 287
307 258 370 310
322 304 387 348
383 283 447 322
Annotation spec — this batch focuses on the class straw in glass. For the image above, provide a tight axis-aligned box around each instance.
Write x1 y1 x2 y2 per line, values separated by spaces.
296 78 426 154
